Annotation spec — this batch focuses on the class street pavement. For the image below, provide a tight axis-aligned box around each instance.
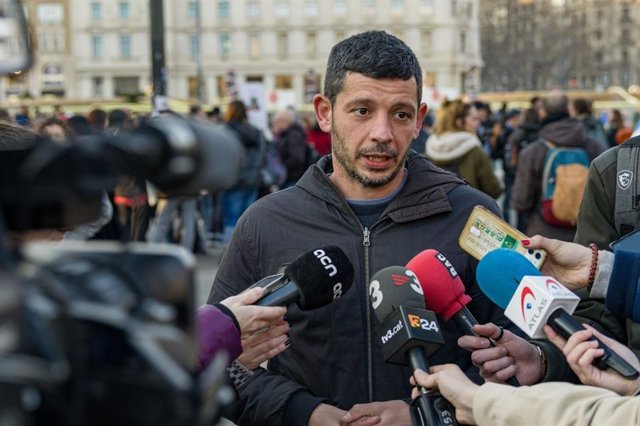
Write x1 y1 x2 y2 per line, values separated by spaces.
194 251 221 305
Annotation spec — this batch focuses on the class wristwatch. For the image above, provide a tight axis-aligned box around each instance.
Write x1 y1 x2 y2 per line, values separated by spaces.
226 359 254 391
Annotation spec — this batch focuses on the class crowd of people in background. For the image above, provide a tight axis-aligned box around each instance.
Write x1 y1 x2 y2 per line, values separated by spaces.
0 101 332 253
2 93 639 251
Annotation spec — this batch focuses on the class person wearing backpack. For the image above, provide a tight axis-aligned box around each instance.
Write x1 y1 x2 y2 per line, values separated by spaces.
511 91 604 241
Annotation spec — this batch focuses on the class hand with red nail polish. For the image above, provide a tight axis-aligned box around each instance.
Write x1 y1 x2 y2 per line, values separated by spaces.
524 235 593 290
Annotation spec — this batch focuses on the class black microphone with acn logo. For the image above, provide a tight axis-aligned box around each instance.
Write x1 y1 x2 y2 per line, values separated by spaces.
369 266 457 426
248 246 354 310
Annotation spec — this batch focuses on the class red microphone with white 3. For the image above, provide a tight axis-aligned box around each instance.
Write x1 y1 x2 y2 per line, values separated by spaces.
406 249 483 337
369 266 457 426
406 248 521 386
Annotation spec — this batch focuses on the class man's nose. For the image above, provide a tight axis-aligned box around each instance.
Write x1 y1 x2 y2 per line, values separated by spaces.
369 114 393 144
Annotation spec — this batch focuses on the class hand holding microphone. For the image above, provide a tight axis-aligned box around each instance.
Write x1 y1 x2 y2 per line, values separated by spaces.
220 287 287 336
411 365 478 426
458 322 544 385
523 236 593 290
241 246 354 368
544 324 640 396
476 249 639 380
200 246 354 372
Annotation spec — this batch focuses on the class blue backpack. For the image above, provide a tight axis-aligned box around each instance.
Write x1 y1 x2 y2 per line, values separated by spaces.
540 140 590 227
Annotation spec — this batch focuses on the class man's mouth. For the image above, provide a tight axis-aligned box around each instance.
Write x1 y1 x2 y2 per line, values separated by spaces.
361 153 395 169
363 154 391 163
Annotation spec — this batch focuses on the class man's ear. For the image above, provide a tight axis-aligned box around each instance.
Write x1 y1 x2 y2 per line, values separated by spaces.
314 94 332 133
414 102 429 138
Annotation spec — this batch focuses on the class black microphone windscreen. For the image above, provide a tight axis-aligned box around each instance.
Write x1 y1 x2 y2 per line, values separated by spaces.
284 246 354 310
369 266 426 323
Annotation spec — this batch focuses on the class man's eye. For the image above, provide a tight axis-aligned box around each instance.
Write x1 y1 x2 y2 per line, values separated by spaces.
395 111 411 120
353 108 368 116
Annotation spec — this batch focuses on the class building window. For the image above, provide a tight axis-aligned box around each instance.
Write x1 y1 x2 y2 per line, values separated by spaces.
90 2 101 20
275 74 293 89
120 34 131 59
249 32 260 60
275 0 289 17
391 0 404 16
219 32 230 60
188 1 198 19
334 0 347 16
277 32 288 60
114 76 139 96
218 0 230 18
190 33 200 61
467 2 473 18
460 31 466 53
420 0 433 13
304 0 318 16
92 34 103 59
335 31 346 43
36 3 64 24
52 32 64 52
38 32 48 51
363 0 375 16
451 0 457 16
306 31 316 59
119 1 130 19
92 76 104 97
247 0 260 18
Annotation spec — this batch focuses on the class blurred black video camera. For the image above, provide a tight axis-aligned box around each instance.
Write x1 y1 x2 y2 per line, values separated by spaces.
0 117 243 425
0 16 245 425
0 0 246 422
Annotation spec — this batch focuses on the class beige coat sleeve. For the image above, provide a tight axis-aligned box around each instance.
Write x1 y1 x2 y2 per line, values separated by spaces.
474 382 640 426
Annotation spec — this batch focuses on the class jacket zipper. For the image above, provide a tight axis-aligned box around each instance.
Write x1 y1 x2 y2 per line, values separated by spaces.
362 227 373 402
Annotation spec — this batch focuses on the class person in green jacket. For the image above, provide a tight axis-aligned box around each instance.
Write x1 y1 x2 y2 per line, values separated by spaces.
426 99 502 199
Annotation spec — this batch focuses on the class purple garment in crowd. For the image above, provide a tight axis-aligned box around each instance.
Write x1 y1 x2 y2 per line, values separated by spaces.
197 304 242 370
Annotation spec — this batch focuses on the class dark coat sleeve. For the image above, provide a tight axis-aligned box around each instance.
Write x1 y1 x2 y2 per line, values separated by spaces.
196 304 242 370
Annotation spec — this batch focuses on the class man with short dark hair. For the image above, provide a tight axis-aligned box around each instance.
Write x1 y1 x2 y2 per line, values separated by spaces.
208 31 510 426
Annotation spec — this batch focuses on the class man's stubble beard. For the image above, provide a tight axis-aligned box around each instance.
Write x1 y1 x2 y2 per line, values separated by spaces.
330 118 408 188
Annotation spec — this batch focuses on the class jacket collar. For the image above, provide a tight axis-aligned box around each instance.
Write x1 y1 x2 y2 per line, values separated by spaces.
297 151 465 223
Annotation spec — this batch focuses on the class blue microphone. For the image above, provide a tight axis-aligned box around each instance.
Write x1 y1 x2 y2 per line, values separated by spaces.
477 249 639 379
475 248 540 309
